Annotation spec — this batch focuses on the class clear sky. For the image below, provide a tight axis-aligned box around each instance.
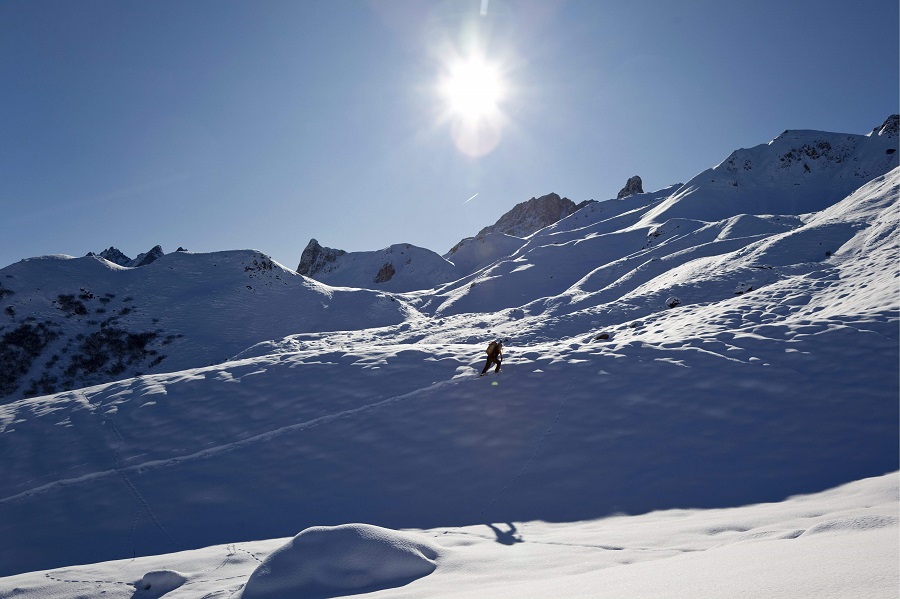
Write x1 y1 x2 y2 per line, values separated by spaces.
2 0 897 270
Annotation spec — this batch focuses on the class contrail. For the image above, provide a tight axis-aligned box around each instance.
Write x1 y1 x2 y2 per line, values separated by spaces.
480 0 489 16
464 193 479 204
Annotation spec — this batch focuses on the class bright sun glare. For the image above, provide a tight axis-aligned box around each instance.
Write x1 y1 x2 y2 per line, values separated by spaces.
436 51 510 157
441 58 504 121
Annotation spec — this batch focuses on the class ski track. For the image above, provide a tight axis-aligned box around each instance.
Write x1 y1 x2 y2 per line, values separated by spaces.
0 377 464 505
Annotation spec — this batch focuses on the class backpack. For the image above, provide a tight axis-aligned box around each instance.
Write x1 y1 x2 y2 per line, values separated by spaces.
486 341 499 355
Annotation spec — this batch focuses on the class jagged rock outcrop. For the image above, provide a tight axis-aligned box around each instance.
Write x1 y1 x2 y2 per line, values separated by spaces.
297 239 347 277
475 193 581 239
88 246 164 267
132 245 164 267
92 247 131 266
617 176 644 199
373 262 396 283
872 114 898 138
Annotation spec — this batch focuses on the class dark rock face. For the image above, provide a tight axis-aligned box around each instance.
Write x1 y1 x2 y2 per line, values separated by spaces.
90 246 165 267
297 239 347 277
132 245 164 267
873 114 898 138
97 247 132 266
373 262 396 283
476 193 580 239
617 176 644 199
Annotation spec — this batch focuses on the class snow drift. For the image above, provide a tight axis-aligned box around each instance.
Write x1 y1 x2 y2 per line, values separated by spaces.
241 524 438 598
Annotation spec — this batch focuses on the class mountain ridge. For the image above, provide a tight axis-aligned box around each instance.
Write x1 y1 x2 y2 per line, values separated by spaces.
296 191 596 291
0 116 896 402
0 116 896 582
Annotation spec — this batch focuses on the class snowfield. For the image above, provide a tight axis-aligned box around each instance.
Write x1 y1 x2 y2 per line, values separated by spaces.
0 475 895 598
0 120 897 597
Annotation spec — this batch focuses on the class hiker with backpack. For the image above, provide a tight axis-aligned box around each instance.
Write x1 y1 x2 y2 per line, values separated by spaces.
481 340 503 375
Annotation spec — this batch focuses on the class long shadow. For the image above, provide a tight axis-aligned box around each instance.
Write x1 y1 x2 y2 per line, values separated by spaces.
486 522 523 545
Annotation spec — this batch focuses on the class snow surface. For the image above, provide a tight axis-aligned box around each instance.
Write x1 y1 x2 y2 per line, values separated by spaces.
443 231 527 275
0 122 897 597
0 250 415 400
242 524 438 598
0 475 895 598
298 243 458 292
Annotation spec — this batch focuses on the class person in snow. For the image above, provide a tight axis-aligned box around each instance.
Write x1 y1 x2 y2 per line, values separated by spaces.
481 340 503 375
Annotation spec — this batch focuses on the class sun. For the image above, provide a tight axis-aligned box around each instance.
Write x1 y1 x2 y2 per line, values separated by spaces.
440 57 505 121
434 51 511 157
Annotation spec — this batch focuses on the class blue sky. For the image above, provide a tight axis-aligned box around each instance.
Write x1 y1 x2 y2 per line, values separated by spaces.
1 0 897 270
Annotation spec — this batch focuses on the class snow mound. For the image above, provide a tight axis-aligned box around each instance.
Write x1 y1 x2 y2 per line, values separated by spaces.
241 523 439 598
133 569 187 597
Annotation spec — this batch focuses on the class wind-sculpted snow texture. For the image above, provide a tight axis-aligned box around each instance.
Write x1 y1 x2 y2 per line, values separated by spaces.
0 121 897 596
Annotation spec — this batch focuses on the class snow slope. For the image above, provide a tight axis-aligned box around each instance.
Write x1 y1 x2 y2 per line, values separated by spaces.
0 120 897 597
441 231 527 274
0 250 414 402
3 120 895 403
1 474 895 598
295 242 458 292
297 193 584 292
638 115 898 225
409 117 897 318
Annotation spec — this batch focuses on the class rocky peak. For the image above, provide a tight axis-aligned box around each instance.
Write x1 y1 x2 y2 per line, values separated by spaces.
297 239 347 277
88 246 165 267
131 245 164 267
475 192 580 239
95 247 131 266
871 114 898 138
617 176 644 199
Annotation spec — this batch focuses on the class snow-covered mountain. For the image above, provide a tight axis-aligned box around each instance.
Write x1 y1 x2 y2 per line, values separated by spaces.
297 239 458 292
295 110 896 295
296 192 594 292
0 250 412 403
640 114 898 225
0 117 897 597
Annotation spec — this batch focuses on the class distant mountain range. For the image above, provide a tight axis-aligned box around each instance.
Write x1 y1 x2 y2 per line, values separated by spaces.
0 115 896 404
